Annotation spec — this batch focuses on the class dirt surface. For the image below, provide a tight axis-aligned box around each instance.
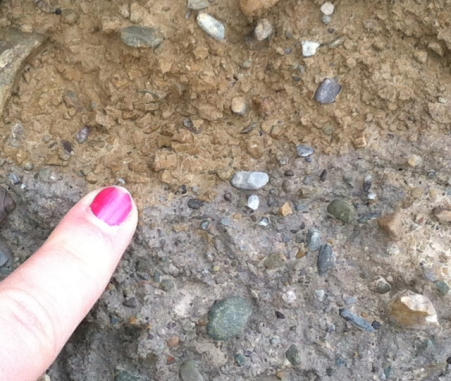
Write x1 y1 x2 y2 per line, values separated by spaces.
1 0 451 380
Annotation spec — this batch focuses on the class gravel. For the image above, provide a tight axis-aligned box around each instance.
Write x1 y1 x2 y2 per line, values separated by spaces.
188 198 204 209
285 344 301 365
314 78 342 104
307 228 322 251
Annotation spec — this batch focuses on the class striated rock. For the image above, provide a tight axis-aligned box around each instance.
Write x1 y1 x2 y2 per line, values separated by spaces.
387 290 439 329
432 205 451 224
231 171 269 190
327 199 356 223
197 13 225 41
377 212 402 241
120 26 164 48
0 28 45 117
240 0 280 17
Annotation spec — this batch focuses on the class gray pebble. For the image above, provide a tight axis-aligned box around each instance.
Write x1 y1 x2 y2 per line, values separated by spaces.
296 145 315 157
315 289 325 302
76 125 90 143
187 0 209 10
234 353 246 366
123 297 138 308
197 13 225 41
9 173 20 185
207 296 252 340
286 344 301 365
307 228 322 251
115 369 150 381
322 14 332 24
435 280 450 295
200 220 210 230
231 171 269 190
363 174 372 192
120 26 164 49
314 78 342 104
160 278 175 291
0 240 13 271
179 361 204 381
23 162 34 171
188 198 204 209
220 217 231 227
327 199 356 223
317 244 335 275
339 308 376 332
247 195 260 211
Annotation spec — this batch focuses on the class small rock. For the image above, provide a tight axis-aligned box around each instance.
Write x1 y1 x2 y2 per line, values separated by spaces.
314 78 342 104
76 126 90 143
301 41 320 57
220 217 231 227
264 253 284 269
207 297 252 340
371 277 391 294
9 173 20 185
160 279 175 291
115 369 150 381
315 289 325 302
280 202 293 217
363 174 372 192
188 198 204 209
432 205 451 224
284 170 294 177
0 186 15 226
254 18 273 40
327 199 356 223
296 145 314 157
200 220 210 230
247 195 260 210
435 280 450 295
371 320 382 330
167 336 180 347
377 212 402 241
234 354 246 367
285 344 301 365
320 2 334 15
0 240 13 271
322 14 332 24
179 361 204 381
339 309 375 332
317 244 335 275
187 0 209 10
407 155 422 167
231 171 269 190
120 26 164 48
239 0 281 17
231 97 248 115
258 217 270 226
197 13 225 41
387 290 439 329
307 228 322 251
123 297 138 308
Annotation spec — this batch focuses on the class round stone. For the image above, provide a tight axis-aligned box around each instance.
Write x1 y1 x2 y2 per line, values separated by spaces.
320 2 334 15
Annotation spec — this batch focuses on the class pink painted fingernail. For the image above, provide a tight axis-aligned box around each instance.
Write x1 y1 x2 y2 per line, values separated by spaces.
90 187 132 226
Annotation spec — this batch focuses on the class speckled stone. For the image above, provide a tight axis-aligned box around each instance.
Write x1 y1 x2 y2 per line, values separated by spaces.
286 344 301 365
207 297 252 340
327 199 356 223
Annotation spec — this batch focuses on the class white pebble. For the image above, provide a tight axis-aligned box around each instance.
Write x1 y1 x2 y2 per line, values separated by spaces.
320 2 334 16
197 13 225 41
254 18 273 41
301 41 320 57
247 195 260 211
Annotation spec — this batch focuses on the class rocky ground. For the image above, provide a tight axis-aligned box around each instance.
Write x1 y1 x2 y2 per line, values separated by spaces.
1 0 451 380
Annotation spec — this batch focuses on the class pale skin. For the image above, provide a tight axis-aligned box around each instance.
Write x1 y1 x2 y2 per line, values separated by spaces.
0 187 138 381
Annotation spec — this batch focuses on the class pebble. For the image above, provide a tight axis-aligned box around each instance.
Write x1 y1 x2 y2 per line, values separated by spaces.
435 280 450 295
387 290 439 329
264 253 284 269
0 240 13 269
377 212 402 241
363 174 372 192
200 220 210 230
179 361 204 381
371 320 382 330
115 370 150 381
234 353 246 366
319 169 327 182
296 145 315 157
207 296 252 340
275 310 286 319
327 199 356 223
280 202 293 217
247 195 260 210
254 18 273 40
188 198 204 209
120 26 164 48
320 2 334 15
76 126 90 143
258 217 270 226
284 170 294 177
23 162 34 171
317 244 335 275
314 78 342 104
285 344 301 365
307 228 322 251
322 14 331 24
301 41 320 57
432 205 451 224
231 97 248 115
197 13 225 41
0 186 15 226
160 279 175 291
372 276 391 294
187 0 209 10
339 309 375 332
315 289 325 302
123 297 138 308
220 217 231 227
231 171 269 190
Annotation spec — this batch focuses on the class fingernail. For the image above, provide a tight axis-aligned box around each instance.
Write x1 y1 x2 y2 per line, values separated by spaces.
90 187 132 226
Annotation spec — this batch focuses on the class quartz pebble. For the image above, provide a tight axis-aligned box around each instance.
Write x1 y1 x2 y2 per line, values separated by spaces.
231 171 269 190
387 290 439 329
317 244 335 275
247 195 260 210
314 78 342 104
320 2 334 15
302 41 320 57
339 309 375 332
296 145 315 157
254 18 273 40
197 13 225 41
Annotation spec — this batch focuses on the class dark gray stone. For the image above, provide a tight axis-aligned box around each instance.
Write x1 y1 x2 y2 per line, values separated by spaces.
314 78 342 104
327 199 356 223
317 244 335 275
207 296 252 340
339 308 375 332
120 26 164 49
286 344 301 365
188 198 204 209
179 361 204 381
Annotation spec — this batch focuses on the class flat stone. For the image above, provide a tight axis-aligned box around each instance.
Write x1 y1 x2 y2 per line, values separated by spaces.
314 78 342 104
307 228 322 251
339 309 375 332
247 194 260 210
187 0 209 10
432 205 451 224
179 361 204 381
377 212 402 241
207 297 252 340
120 26 164 48
302 41 320 57
387 290 439 329
196 13 225 41
0 28 45 118
296 145 315 157
239 0 281 17
285 344 301 365
231 171 269 190
428 102 451 124
0 186 16 226
317 244 335 275
327 199 356 223
254 18 273 41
